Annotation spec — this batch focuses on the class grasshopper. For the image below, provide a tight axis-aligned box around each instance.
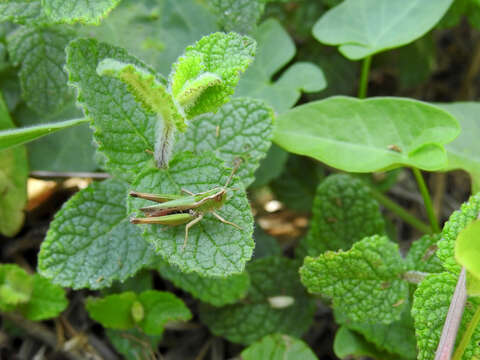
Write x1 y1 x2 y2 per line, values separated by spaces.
129 163 242 250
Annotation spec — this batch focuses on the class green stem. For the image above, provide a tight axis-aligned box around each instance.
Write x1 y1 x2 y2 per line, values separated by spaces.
358 56 372 99
452 304 480 360
369 187 432 234
412 168 440 233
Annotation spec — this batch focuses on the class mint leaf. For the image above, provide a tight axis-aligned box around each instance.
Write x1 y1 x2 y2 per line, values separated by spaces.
406 234 443 273
175 97 274 186
105 270 153 296
0 0 46 24
252 226 281 259
0 93 27 237
241 334 318 360
156 261 250 306
298 174 385 257
20 274 67 321
274 97 460 172
169 32 255 118
38 179 154 290
128 152 254 277
86 292 138 330
199 257 315 345
65 38 157 181
7 26 73 114
106 328 160 360
209 0 265 35
236 19 326 114
438 192 480 274
300 235 408 324
412 272 480 360
42 0 121 25
0 264 33 310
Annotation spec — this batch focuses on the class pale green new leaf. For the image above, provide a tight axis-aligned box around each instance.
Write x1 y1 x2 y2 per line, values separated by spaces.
156 261 250 306
86 292 138 330
437 102 480 192
209 0 265 35
0 264 32 311
274 96 460 172
313 0 454 60
199 257 315 345
455 220 480 281
128 153 254 277
0 0 46 24
298 174 385 258
20 274 67 321
7 26 74 114
175 97 274 186
169 32 256 118
437 192 480 274
241 334 318 360
0 94 28 237
42 0 121 25
236 19 326 114
300 235 408 324
65 38 158 181
412 272 480 360
38 179 154 290
406 234 443 274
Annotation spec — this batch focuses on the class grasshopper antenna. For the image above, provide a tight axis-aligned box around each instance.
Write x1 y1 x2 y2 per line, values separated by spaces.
224 158 243 188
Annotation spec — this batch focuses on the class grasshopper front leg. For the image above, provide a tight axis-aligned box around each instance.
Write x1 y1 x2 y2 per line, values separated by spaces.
183 214 204 250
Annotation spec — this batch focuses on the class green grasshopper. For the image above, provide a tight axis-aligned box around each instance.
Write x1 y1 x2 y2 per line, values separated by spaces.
129 163 242 250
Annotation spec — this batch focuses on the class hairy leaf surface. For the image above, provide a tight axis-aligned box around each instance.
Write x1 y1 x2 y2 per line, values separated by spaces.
241 334 318 360
42 0 121 24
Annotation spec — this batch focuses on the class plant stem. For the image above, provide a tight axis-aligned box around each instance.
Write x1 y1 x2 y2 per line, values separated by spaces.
369 187 432 234
358 56 372 99
452 302 480 360
412 168 440 233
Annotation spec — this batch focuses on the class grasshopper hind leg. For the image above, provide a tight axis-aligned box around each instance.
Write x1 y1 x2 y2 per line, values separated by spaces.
212 211 242 230
183 214 204 251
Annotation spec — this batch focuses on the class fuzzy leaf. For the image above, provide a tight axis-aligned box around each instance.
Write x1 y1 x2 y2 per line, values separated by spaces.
38 179 154 290
169 32 255 118
406 234 444 273
199 257 315 345
412 272 480 360
0 0 46 24
274 97 460 172
241 334 318 360
127 152 254 277
236 19 326 114
7 26 73 114
42 0 121 25
438 192 480 274
20 274 67 321
300 235 408 324
175 97 274 186
0 264 32 311
313 0 454 60
298 174 385 257
65 38 158 181
156 261 250 306
0 94 27 237
86 292 138 330
209 0 264 35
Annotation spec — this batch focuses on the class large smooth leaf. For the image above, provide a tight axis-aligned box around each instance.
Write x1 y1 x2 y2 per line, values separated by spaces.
274 96 460 172
313 0 454 60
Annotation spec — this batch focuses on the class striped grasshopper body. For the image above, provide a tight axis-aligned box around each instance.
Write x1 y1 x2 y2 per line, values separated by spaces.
129 166 241 250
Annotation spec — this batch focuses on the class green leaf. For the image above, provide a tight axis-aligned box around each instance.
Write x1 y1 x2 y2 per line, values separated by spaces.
274 96 460 172
86 292 138 330
0 93 28 237
455 220 480 280
20 274 67 321
209 0 265 35
250 144 289 188
312 0 454 60
169 32 256 118
38 178 154 290
199 257 316 345
156 261 250 306
437 102 480 192
7 26 74 114
14 102 97 172
137 290 192 336
241 334 318 360
104 270 153 296
127 152 254 277
298 174 385 257
252 226 282 259
438 192 480 274
300 235 408 324
236 19 326 114
412 272 480 360
42 0 121 25
0 264 33 311
106 328 161 360
65 38 158 181
175 97 274 186
0 117 89 152
406 234 443 273
0 0 47 24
